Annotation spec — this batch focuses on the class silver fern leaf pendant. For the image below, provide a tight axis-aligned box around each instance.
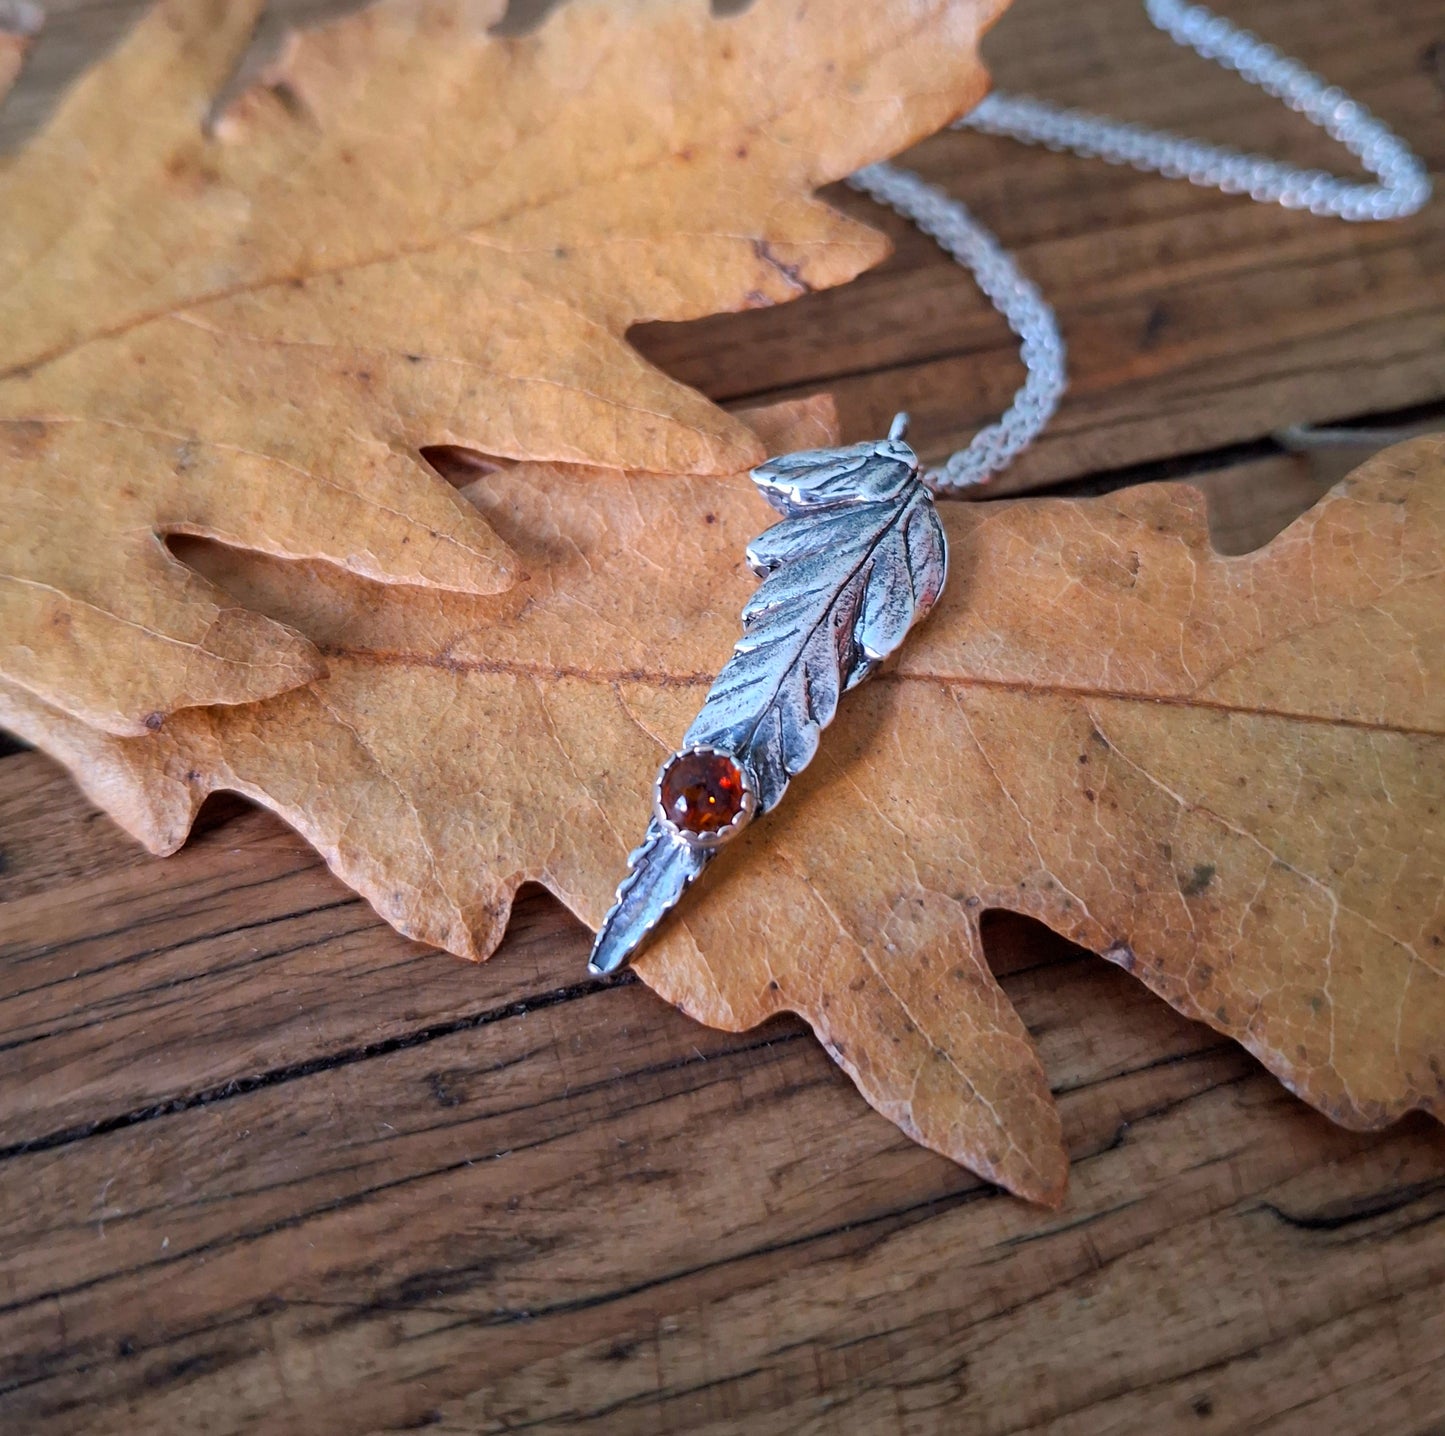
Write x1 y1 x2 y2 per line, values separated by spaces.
588 414 947 976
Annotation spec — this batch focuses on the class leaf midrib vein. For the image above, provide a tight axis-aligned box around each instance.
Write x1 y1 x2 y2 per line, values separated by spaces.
318 645 1444 740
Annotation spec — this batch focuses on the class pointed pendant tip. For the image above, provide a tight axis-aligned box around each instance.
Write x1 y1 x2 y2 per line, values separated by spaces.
587 946 626 979
888 412 910 442
587 922 633 978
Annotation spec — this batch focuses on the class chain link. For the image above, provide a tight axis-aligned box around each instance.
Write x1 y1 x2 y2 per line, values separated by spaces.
848 0 1432 496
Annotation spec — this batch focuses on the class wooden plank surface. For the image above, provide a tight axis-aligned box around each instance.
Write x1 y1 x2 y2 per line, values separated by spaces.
4 749 1445 1435
3 1 1445 1432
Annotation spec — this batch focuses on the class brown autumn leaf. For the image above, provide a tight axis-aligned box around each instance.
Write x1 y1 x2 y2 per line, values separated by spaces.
0 0 1004 736
4 405 1441 1205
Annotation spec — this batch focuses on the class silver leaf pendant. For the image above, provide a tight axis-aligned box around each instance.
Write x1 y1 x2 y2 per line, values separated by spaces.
588 414 947 976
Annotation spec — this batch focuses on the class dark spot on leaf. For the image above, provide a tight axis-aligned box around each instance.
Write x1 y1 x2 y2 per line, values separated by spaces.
1192 1394 1214 1418
1084 788 1096 802
767 979 779 991
1179 863 1216 897
143 712 164 732
1103 940 1135 971
705 513 717 524
269 80 310 123
752 237 810 293
1 418 50 459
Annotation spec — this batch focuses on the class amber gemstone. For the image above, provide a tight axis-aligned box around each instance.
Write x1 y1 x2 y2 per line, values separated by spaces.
658 750 749 835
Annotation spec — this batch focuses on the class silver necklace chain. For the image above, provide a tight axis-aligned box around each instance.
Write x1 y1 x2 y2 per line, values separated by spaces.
847 0 1433 496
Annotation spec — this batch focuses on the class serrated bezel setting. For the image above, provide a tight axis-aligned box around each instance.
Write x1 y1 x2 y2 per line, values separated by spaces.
653 745 758 851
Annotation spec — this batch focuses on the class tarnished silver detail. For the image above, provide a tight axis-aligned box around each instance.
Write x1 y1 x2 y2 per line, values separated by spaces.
847 0 1430 497
588 418 946 976
587 819 708 977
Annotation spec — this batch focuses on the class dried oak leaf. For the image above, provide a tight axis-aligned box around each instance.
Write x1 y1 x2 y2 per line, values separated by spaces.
0 0 1003 735
5 405 1441 1205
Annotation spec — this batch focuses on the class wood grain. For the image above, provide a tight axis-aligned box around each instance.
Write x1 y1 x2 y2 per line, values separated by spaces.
3 749 1444 1435
2 0 1444 1431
